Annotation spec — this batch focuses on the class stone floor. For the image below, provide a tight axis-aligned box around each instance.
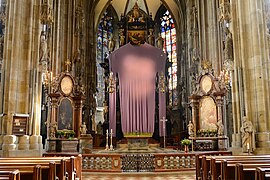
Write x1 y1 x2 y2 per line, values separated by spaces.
82 171 196 180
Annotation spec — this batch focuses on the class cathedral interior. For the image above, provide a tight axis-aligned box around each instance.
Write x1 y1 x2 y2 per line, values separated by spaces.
0 0 270 179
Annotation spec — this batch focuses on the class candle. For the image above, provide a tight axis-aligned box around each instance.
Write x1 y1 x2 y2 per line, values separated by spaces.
111 129 112 134
247 143 250 150
106 129 108 134
50 72 53 82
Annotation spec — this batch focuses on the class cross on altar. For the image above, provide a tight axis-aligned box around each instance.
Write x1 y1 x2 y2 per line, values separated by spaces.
65 59 71 72
160 117 167 148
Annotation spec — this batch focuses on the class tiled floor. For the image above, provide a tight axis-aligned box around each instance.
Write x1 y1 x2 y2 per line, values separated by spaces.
82 171 196 180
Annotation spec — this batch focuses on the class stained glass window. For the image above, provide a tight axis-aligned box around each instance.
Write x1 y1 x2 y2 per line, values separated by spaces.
96 9 114 107
161 10 177 108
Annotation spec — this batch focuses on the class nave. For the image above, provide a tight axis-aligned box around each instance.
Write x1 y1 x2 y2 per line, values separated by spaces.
82 172 196 180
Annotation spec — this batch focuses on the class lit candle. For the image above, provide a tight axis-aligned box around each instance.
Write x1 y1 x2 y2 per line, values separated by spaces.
43 25 46 31
247 143 250 150
50 72 53 82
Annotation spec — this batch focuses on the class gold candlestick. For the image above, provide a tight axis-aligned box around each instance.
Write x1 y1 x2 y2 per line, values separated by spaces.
110 129 114 151
105 129 109 150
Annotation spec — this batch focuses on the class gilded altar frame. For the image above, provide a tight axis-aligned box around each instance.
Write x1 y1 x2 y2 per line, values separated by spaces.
189 70 227 138
48 72 85 139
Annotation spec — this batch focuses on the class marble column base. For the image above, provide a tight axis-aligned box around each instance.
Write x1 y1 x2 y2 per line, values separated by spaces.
2 135 17 151
18 135 30 150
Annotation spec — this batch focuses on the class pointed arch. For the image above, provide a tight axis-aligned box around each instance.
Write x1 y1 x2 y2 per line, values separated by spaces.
155 5 178 108
96 5 118 108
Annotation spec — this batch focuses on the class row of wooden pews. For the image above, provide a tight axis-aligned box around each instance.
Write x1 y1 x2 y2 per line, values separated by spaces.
0 154 82 180
196 153 270 180
0 169 20 180
196 151 233 180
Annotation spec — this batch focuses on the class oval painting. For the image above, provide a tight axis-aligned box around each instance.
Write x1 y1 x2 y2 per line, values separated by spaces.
199 96 217 130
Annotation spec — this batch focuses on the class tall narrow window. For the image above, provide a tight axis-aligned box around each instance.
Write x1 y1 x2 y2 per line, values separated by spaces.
160 10 177 108
96 9 114 107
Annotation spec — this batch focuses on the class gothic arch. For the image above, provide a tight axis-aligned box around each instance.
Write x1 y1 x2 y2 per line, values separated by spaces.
92 0 184 31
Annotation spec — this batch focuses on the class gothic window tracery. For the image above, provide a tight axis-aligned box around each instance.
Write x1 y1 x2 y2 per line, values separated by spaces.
96 7 115 107
160 10 177 108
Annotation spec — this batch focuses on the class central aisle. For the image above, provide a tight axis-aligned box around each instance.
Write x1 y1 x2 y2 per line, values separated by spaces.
82 171 196 180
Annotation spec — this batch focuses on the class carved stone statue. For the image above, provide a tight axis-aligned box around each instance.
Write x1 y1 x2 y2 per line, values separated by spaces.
80 122 88 135
49 122 57 139
108 36 115 52
119 29 125 46
73 49 82 77
240 117 255 152
216 120 224 136
187 120 194 137
39 31 48 63
156 33 164 49
148 29 154 46
224 27 233 61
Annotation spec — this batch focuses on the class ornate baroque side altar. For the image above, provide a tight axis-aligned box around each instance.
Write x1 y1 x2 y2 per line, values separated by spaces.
46 67 86 152
189 61 228 151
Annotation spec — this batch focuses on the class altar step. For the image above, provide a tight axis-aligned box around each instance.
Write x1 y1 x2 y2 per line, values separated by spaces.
116 137 160 149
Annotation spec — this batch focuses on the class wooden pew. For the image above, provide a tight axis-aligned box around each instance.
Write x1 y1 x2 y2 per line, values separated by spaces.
0 169 20 180
0 159 64 180
200 155 234 180
234 163 270 180
255 167 270 180
201 155 270 180
0 164 42 180
0 156 80 180
195 151 232 180
43 153 82 179
209 156 270 180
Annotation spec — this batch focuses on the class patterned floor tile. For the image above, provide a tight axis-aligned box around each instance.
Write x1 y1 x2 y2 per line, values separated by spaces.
82 172 196 180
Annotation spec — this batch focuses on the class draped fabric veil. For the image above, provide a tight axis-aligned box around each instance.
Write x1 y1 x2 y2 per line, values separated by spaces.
109 43 166 136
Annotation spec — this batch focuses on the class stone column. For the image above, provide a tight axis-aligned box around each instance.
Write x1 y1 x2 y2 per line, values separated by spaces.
73 96 85 138
48 94 60 139
189 95 199 137
216 96 222 121
231 0 270 153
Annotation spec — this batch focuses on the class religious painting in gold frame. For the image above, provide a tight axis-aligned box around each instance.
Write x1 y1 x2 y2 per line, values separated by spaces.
57 98 73 130
199 96 217 130
127 30 146 45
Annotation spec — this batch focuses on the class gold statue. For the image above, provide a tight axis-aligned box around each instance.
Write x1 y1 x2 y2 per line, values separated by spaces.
201 59 212 70
133 2 140 20
65 59 72 72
